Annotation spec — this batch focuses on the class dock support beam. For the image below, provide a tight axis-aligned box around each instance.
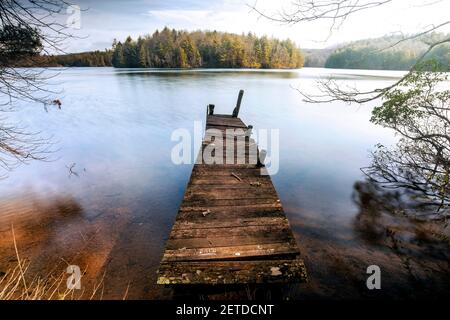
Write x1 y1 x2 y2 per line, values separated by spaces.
232 90 244 117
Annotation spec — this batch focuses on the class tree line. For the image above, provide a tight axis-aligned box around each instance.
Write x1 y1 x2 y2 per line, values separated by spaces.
53 51 113 67
11 50 113 67
111 28 304 68
17 31 450 71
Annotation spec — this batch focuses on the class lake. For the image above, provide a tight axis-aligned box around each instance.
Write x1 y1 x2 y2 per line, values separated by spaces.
0 67 448 299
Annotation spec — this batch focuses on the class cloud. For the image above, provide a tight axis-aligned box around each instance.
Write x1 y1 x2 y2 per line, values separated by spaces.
64 0 450 52
146 10 214 24
143 7 258 34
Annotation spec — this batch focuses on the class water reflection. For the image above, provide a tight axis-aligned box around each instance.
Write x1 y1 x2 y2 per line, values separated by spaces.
0 194 88 298
353 181 450 256
352 180 450 295
0 191 174 299
113 68 301 79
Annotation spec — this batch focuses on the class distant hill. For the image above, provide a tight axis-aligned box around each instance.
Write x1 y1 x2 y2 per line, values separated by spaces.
302 48 334 67
324 33 450 70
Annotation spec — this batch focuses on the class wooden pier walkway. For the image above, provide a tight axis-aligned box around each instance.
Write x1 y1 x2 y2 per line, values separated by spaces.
157 91 307 285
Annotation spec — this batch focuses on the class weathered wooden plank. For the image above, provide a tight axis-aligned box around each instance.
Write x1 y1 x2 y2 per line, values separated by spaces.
166 224 296 250
187 182 274 189
165 234 293 250
200 145 258 155
205 122 247 128
178 202 283 212
189 178 273 186
192 166 269 176
207 115 246 126
183 188 278 201
172 216 290 230
196 156 259 166
202 139 256 146
206 121 247 129
161 242 299 262
157 259 307 285
177 204 284 221
169 223 291 240
180 197 280 208
174 210 284 225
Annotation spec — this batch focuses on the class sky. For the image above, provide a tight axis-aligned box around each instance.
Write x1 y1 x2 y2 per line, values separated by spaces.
63 0 450 52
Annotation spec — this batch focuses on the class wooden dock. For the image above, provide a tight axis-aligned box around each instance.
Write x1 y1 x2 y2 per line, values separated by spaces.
157 90 307 285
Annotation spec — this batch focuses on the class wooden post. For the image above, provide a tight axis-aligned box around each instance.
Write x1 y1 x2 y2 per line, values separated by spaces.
257 149 267 167
246 125 253 142
246 125 253 136
208 104 215 115
232 90 244 117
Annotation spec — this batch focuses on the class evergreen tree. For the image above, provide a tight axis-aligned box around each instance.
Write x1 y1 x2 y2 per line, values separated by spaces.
138 42 147 67
112 42 125 67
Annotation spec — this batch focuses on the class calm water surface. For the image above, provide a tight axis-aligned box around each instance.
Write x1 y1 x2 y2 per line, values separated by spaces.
1 68 447 299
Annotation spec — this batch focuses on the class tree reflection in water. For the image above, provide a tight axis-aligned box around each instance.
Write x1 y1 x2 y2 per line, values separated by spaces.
353 179 450 284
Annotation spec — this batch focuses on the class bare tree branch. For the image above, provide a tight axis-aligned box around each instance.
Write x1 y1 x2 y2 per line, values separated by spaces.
249 0 394 39
0 0 75 175
294 37 450 104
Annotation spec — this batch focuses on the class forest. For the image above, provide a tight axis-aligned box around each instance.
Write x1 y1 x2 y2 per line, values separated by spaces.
323 33 450 70
19 28 303 69
111 28 304 68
